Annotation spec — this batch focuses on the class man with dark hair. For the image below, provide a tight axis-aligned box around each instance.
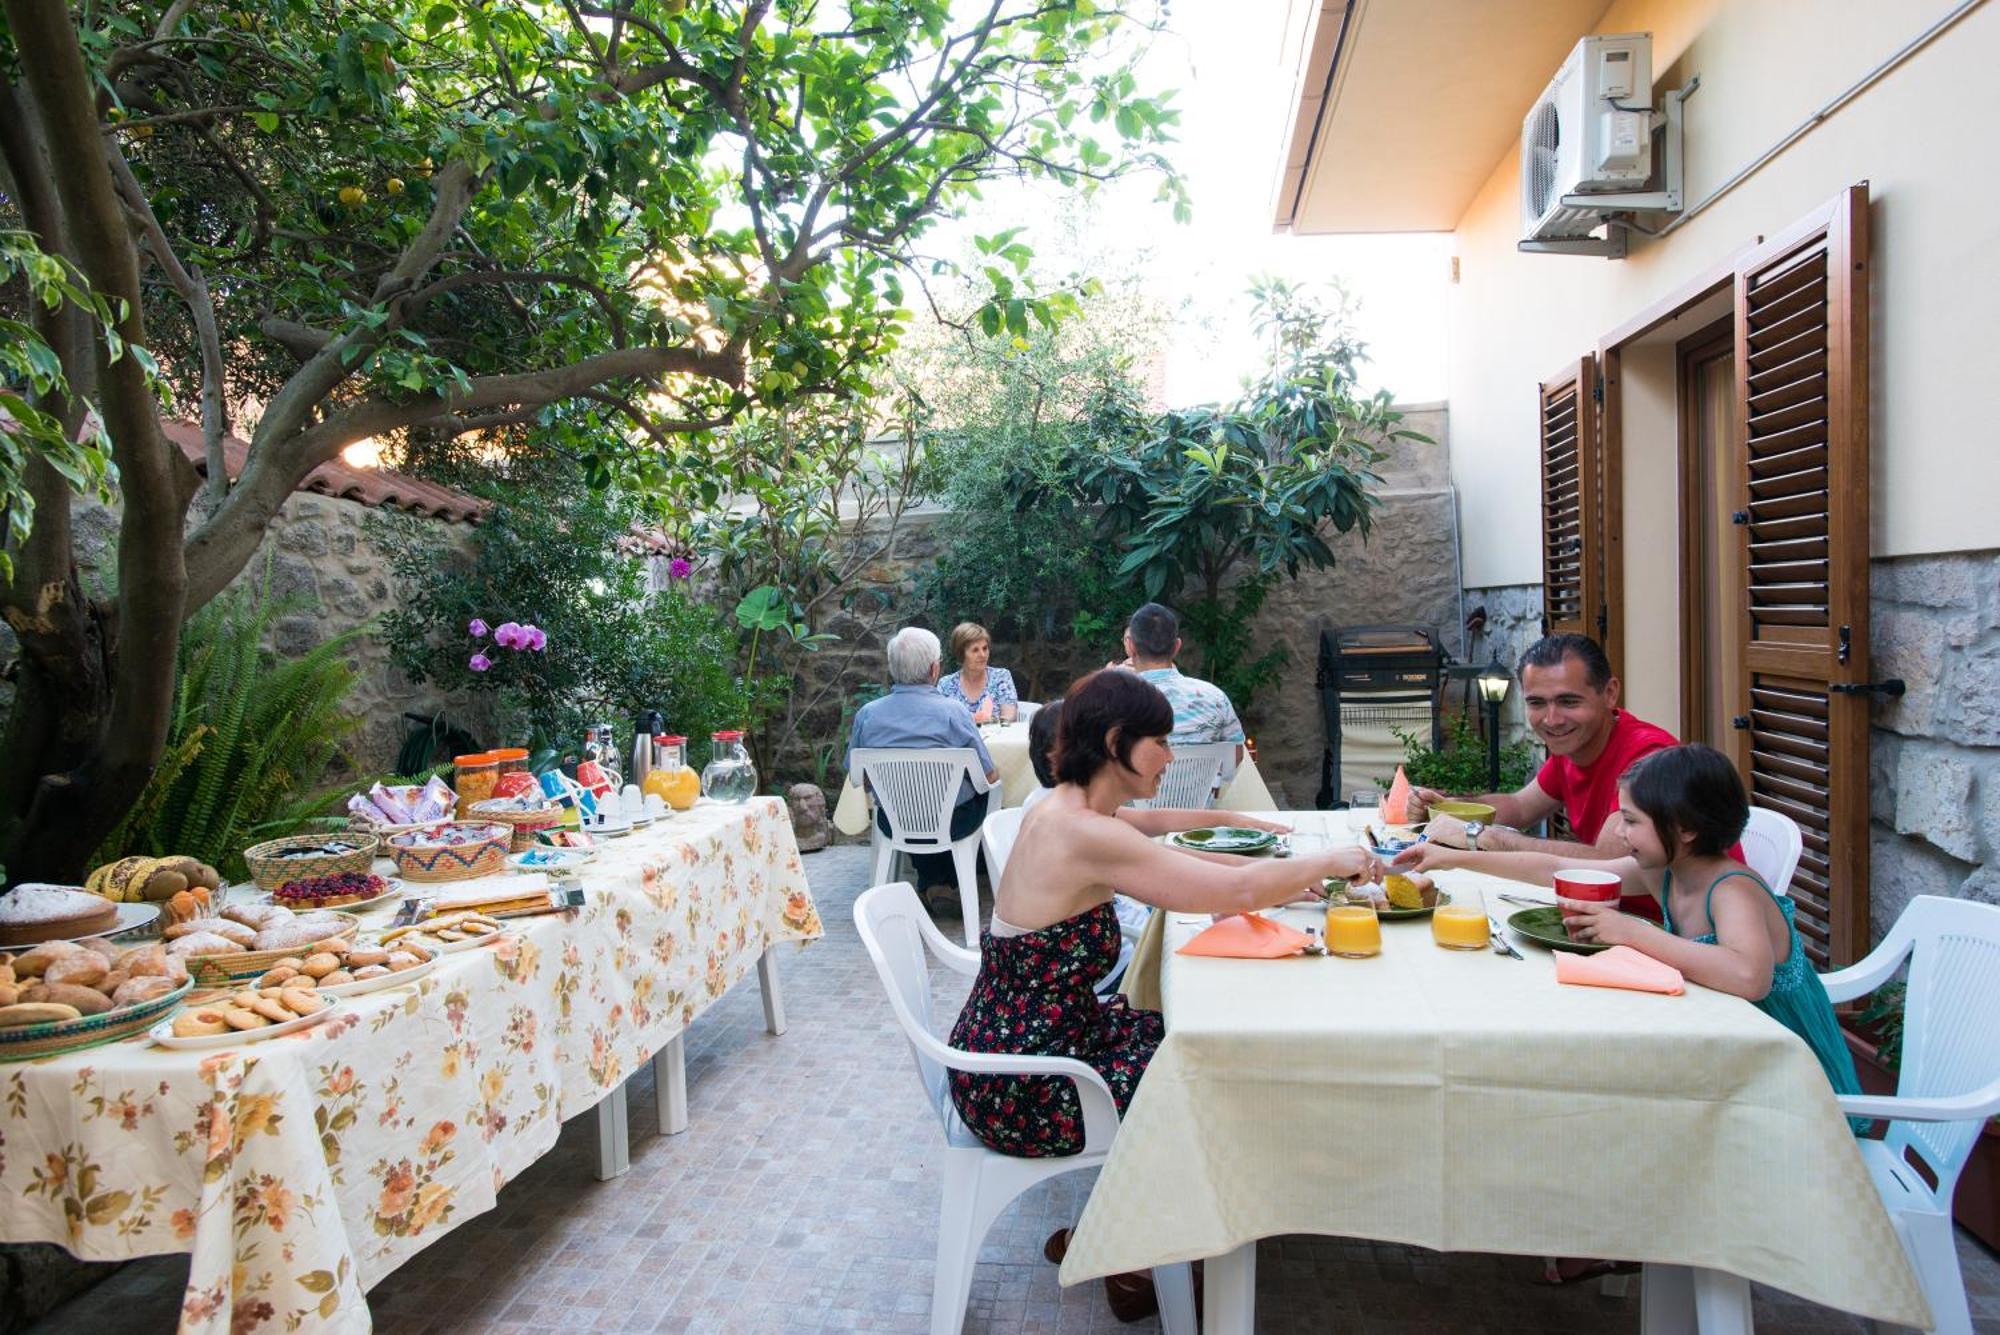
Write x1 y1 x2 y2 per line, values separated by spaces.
1417 632 1679 861
1113 603 1245 776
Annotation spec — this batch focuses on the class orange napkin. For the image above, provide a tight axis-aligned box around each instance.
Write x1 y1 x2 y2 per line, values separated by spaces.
1382 766 1412 824
1553 945 1684 995
1176 914 1310 959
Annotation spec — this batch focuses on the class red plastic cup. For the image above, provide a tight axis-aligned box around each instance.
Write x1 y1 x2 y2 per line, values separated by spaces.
1554 868 1621 928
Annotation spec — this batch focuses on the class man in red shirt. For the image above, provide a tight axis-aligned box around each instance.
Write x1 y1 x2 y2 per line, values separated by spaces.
1417 633 1678 861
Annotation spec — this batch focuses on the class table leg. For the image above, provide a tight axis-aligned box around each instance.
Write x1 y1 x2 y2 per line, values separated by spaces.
1642 1264 1696 1335
1691 1268 1754 1335
757 946 786 1036
1205 1242 1257 1335
593 1085 630 1181
654 1033 688 1136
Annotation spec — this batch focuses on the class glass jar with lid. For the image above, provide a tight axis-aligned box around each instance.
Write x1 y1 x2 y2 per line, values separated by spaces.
453 752 499 816
700 730 757 804
489 747 535 799
645 735 700 812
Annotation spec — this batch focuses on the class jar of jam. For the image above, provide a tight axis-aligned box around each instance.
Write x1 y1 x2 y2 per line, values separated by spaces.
490 747 535 798
453 753 498 815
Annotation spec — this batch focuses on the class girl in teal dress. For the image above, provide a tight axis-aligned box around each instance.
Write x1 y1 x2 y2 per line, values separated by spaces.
1552 745 1863 1109
1397 743 1862 1111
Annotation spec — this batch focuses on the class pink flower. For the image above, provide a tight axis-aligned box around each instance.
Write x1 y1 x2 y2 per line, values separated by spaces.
468 653 492 673
468 618 489 638
523 625 547 651
493 621 523 649
668 557 693 580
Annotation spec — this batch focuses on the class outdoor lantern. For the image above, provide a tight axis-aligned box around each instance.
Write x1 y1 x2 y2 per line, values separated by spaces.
1476 653 1511 791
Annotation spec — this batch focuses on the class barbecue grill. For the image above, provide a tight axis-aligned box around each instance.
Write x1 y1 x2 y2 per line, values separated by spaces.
1314 624 1446 808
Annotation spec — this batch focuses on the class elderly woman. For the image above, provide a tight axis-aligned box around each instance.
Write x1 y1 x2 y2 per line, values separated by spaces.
948 669 1379 1159
936 621 1018 723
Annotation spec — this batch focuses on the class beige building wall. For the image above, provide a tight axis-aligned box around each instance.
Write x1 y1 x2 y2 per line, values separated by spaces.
1448 0 2000 607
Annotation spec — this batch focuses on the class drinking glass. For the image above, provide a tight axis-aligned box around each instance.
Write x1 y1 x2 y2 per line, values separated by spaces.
1431 885 1490 950
1347 790 1379 833
1324 902 1382 958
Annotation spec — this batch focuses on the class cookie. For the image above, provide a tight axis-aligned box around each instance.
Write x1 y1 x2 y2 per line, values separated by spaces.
247 996 292 1024
318 970 354 987
172 1009 231 1037
385 951 421 971
351 964 390 980
222 1008 270 1030
299 952 341 979
344 948 390 968
279 988 324 1015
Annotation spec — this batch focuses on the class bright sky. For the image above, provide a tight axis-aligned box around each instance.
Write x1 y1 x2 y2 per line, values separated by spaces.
926 1 1451 409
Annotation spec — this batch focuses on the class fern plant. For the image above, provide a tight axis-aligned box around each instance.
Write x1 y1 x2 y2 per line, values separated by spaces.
96 578 365 879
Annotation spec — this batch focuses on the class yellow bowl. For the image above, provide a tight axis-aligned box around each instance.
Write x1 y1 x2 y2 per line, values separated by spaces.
1429 800 1496 824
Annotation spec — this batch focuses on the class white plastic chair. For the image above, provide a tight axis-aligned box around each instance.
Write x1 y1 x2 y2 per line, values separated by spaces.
982 805 1135 996
1820 895 2000 1335
1740 805 1804 898
1131 740 1236 811
855 747 999 948
854 883 1195 1335
1014 700 1042 724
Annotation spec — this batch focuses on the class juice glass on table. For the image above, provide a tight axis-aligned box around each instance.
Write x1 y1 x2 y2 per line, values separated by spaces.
1324 902 1381 958
1554 868 1621 936
1431 886 1490 950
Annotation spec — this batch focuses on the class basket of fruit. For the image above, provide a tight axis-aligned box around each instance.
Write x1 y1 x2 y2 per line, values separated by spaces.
242 834 379 893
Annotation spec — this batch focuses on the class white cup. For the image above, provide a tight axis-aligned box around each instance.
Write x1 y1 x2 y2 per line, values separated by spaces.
644 793 667 816
621 784 643 817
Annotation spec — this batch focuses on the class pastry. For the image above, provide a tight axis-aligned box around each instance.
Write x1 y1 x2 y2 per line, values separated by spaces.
351 965 390 980
43 954 109 989
279 988 325 1015
250 922 341 952
167 931 247 957
0 886 119 947
247 995 293 1024
11 941 83 978
172 1009 230 1037
222 1008 270 1030
298 952 342 979
223 904 288 930
259 965 300 987
385 950 421 971
345 947 390 968
112 976 182 1006
0 1001 84 1027
317 970 354 987
26 983 113 1016
271 872 386 909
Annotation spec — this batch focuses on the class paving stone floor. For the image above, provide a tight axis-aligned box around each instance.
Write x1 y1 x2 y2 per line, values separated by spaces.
34 842 2000 1333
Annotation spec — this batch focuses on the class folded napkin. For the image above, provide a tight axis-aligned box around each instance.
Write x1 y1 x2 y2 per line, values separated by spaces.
1553 944 1685 995
1176 913 1309 959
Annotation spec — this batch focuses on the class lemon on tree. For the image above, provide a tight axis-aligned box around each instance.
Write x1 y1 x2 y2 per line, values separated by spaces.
338 185 366 207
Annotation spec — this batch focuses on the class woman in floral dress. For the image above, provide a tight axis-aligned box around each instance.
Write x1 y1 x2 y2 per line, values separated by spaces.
936 621 1018 723
948 669 1381 1157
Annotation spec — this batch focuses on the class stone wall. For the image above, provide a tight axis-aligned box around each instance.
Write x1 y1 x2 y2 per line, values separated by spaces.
769 406 1470 810
1450 552 2000 946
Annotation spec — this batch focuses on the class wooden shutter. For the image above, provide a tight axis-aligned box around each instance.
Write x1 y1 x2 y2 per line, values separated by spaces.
1539 356 1602 638
1731 184 1870 968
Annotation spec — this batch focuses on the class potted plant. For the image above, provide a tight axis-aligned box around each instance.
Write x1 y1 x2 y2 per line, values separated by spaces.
1840 981 2000 1250
1389 711 1539 797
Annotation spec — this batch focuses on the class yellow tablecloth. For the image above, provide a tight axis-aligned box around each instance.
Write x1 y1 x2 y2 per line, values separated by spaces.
1063 811 1930 1329
0 799 820 1335
832 725 1275 835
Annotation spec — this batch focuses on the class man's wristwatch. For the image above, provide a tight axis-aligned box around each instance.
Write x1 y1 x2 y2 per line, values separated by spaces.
1464 820 1486 851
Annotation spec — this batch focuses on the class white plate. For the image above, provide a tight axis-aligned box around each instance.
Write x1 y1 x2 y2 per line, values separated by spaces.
38 901 164 945
313 955 438 998
150 998 339 1049
257 878 409 914
506 849 595 873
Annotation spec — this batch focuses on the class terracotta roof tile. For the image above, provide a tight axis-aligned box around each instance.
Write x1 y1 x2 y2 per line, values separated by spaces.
165 421 485 524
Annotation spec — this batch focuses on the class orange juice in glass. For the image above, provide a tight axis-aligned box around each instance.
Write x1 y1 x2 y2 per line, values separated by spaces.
1325 903 1381 958
1431 886 1489 950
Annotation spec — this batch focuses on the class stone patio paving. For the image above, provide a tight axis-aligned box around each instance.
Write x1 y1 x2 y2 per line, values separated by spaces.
32 842 2000 1333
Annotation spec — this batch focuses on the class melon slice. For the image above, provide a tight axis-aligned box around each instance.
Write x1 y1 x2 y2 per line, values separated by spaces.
1382 766 1412 825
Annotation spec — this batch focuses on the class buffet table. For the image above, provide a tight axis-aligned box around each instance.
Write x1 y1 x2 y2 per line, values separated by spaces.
0 797 820 1335
1061 810 1931 1333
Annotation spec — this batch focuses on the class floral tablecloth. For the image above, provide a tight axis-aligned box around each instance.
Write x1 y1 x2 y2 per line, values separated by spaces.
0 797 820 1333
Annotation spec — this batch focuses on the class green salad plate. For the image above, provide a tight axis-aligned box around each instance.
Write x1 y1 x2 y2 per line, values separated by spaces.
1506 906 1611 955
1169 827 1278 856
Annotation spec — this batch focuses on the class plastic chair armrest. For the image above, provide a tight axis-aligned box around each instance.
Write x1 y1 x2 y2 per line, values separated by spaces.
922 1039 1121 1149
1818 936 1912 1004
1837 1077 2000 1124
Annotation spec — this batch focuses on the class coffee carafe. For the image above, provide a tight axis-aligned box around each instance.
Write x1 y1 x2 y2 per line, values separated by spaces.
631 709 665 785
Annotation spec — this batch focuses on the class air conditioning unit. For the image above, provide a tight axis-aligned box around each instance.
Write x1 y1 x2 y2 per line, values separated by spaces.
1520 34 1655 244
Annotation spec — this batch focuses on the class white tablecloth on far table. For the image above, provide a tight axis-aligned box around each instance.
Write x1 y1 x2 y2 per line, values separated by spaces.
832 724 1275 835
1061 810 1930 1330
0 799 821 1335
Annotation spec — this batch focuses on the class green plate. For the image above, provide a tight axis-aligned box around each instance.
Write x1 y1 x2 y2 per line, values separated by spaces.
1506 906 1611 954
1169 827 1277 855
1323 881 1451 920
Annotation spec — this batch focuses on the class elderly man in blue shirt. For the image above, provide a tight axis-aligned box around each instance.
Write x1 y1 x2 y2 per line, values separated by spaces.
847 626 1000 900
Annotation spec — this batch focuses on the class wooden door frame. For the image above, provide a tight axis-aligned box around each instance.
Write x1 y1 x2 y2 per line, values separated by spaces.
1676 315 1738 754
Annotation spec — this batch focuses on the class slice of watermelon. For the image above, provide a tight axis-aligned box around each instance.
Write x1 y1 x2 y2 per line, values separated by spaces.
1383 766 1412 825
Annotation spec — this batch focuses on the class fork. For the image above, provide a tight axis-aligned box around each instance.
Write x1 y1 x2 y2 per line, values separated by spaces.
1488 928 1524 960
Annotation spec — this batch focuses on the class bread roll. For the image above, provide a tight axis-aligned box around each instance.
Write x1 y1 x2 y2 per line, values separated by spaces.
43 954 109 988
0 1001 83 1026
13 942 82 978
112 976 182 1006
0 984 18 1006
32 983 113 1016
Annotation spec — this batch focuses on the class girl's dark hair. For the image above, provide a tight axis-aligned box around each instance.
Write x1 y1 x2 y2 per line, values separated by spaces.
1053 670 1173 786
1029 700 1063 788
1621 744 1748 858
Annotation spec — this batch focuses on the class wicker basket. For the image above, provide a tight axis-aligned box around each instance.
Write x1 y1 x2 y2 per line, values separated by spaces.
243 834 380 893
0 978 192 1061
387 822 511 882
465 800 564 853
181 911 364 987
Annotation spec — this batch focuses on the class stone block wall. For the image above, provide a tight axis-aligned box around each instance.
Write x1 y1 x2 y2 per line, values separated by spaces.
1455 550 2000 947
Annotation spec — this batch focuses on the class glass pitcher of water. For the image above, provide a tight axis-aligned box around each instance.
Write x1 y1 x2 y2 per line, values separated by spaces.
700 730 758 803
